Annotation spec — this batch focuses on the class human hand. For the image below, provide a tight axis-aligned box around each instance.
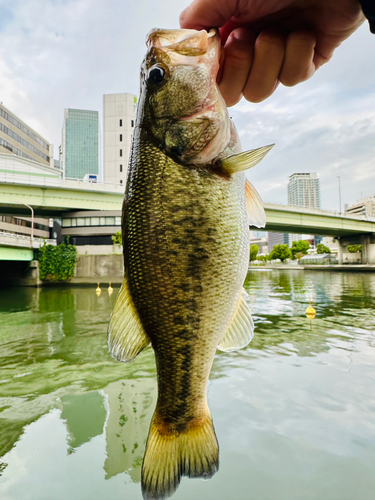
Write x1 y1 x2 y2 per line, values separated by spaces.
180 0 365 106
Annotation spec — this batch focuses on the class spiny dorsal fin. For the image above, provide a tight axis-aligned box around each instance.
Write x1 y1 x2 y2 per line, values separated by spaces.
107 275 150 362
246 179 266 228
218 288 254 352
219 144 274 175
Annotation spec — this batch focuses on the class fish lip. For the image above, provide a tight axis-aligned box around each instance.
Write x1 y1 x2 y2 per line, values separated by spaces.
146 28 218 48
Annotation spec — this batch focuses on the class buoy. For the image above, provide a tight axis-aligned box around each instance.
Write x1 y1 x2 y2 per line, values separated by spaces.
108 282 113 293
96 283 101 295
305 302 316 320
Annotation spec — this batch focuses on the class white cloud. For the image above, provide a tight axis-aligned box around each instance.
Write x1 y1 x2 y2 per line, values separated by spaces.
0 0 374 211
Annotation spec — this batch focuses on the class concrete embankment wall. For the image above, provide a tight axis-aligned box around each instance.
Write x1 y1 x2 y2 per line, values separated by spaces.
250 264 375 272
72 254 124 284
3 254 124 287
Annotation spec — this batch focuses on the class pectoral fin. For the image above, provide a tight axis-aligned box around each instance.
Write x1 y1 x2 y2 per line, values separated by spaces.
107 275 150 362
219 144 274 175
218 288 254 352
246 179 266 228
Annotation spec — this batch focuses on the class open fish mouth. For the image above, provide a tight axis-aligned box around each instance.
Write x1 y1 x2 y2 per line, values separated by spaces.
146 28 218 58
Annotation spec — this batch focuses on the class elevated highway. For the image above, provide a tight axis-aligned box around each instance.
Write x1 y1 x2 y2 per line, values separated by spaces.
1 180 374 236
0 231 56 261
1 180 374 263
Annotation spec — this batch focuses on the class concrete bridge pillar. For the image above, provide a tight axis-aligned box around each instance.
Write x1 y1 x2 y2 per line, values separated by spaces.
337 239 344 265
361 234 375 264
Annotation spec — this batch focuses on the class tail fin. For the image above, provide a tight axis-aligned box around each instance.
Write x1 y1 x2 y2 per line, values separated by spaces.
141 413 219 500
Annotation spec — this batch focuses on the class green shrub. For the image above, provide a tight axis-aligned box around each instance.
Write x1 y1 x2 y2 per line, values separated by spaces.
38 242 77 281
347 244 362 253
111 230 122 245
291 240 310 259
250 244 259 261
316 243 331 254
269 244 292 262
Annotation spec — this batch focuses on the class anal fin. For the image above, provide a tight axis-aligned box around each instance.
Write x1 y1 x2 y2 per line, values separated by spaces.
218 288 254 352
246 179 266 228
107 274 150 362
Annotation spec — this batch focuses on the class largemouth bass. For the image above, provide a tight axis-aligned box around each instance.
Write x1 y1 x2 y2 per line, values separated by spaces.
108 28 273 500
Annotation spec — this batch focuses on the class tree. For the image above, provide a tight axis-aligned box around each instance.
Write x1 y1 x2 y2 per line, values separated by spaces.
347 244 362 253
291 240 310 259
111 230 122 246
250 244 259 261
316 243 331 254
269 244 292 262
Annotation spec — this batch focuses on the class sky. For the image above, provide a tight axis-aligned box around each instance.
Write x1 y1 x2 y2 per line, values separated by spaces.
0 0 374 211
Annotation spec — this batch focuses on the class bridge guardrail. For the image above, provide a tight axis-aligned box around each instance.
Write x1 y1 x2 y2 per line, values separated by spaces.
0 231 56 249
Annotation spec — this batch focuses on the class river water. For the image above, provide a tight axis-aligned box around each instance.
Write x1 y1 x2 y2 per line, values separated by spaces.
0 270 374 500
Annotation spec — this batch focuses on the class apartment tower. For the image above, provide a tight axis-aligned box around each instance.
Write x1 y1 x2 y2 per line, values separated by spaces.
287 172 321 209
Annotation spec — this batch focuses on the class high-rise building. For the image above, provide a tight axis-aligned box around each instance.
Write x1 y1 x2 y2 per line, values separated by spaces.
287 172 321 209
287 172 321 245
0 103 54 167
103 93 137 185
61 108 99 180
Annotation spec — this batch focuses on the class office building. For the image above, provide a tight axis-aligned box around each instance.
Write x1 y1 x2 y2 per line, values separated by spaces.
346 195 375 217
287 172 321 209
61 108 99 180
61 210 122 253
103 93 136 185
0 103 54 167
268 232 289 252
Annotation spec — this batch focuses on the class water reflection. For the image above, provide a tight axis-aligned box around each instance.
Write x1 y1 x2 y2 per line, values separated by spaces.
103 378 156 482
1 271 375 499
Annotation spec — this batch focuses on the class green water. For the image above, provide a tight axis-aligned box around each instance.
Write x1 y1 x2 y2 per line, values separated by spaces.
0 271 374 500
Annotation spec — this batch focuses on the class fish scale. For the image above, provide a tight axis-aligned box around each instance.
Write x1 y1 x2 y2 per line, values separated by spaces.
125 138 249 424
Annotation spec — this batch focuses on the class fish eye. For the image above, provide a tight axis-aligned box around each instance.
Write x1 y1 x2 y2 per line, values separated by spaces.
147 65 167 87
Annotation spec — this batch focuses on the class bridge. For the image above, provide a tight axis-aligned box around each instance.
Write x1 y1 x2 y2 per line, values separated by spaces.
1 180 374 263
0 231 56 261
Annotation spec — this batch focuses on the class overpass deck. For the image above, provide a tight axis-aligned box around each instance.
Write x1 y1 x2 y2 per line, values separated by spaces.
1 181 375 238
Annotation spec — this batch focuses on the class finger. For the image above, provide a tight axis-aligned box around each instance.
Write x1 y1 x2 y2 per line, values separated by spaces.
279 31 316 86
180 0 236 30
243 31 286 103
219 28 256 107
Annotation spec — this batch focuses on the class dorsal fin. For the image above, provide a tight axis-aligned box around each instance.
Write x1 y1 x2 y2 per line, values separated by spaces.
108 275 150 362
219 144 274 175
218 288 254 352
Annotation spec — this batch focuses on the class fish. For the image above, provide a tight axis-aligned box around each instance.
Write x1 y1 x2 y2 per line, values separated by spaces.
108 28 273 500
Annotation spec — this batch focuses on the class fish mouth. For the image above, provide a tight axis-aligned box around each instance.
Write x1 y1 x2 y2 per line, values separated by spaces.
146 28 220 65
147 28 218 54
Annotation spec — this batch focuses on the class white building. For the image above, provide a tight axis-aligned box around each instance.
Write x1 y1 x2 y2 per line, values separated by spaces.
287 172 321 244
103 93 137 186
346 195 375 218
287 172 321 209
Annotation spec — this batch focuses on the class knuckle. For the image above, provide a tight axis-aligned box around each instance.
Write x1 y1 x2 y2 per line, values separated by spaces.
256 31 285 49
288 31 316 48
